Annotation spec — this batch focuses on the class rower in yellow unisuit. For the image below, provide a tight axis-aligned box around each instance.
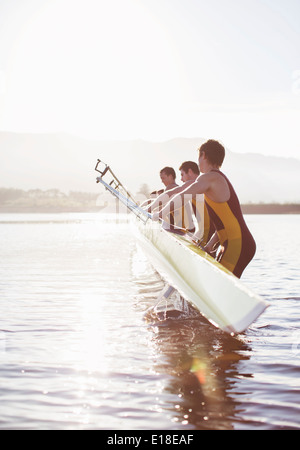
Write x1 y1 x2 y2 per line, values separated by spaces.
204 169 256 278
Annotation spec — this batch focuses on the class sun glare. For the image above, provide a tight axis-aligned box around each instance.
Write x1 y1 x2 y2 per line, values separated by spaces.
5 0 188 139
1 0 299 157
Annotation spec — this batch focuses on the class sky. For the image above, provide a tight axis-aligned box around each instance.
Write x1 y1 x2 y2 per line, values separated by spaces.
0 0 299 158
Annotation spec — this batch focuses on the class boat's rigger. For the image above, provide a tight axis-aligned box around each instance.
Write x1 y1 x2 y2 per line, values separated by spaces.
135 218 269 334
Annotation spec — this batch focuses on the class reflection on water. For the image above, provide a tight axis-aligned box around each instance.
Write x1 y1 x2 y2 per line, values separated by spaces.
132 216 300 430
137 268 251 429
0 213 300 429
152 322 251 430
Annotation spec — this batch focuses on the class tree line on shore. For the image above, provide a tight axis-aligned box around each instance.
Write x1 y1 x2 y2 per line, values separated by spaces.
0 187 100 212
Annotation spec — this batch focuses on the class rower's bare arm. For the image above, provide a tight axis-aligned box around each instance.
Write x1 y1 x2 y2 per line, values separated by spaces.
146 183 192 212
169 174 212 208
139 198 152 208
153 175 212 221
203 232 219 253
179 174 212 198
146 192 170 212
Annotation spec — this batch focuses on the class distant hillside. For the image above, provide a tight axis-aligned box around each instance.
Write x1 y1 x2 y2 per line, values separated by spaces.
0 187 101 213
0 132 299 203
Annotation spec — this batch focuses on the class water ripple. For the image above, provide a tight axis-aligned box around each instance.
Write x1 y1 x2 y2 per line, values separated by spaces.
0 213 299 429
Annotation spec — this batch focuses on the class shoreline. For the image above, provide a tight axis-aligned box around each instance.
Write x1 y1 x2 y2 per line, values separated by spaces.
0 204 299 214
241 204 300 215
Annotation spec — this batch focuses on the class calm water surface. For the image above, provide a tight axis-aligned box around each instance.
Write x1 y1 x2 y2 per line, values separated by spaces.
0 213 299 430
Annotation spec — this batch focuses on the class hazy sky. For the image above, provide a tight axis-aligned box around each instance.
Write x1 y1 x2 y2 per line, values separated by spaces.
0 0 299 158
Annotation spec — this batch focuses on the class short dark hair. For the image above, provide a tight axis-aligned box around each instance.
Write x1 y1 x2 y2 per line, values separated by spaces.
198 140 225 167
160 166 176 179
179 161 200 175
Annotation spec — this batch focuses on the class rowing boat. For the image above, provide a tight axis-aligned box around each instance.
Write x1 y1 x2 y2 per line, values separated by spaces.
95 159 269 335
135 218 269 334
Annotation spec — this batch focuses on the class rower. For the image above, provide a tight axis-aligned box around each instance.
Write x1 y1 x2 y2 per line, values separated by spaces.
159 166 178 192
141 165 195 234
147 161 214 244
140 166 178 208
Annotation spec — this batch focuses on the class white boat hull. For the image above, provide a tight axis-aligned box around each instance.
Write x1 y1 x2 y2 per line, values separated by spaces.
134 219 269 334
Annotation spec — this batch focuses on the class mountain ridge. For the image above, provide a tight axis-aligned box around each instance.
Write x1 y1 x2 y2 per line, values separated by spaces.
0 132 299 203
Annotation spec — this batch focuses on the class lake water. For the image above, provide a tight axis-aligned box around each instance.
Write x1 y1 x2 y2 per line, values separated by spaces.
0 213 299 430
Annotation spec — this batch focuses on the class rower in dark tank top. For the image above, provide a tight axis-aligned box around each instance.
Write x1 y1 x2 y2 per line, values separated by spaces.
204 169 256 278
